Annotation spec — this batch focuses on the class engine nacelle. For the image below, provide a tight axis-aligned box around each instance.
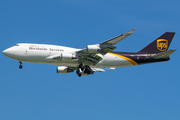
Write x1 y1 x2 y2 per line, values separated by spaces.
86 44 100 53
61 53 73 60
57 66 74 74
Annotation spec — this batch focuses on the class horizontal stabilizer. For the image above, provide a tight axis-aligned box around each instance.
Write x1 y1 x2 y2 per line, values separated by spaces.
149 49 176 59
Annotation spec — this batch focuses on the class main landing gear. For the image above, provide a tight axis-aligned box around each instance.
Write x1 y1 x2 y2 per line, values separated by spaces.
19 61 23 69
76 64 92 77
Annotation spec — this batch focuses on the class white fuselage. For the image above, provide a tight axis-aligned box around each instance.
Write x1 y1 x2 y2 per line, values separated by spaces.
3 43 133 68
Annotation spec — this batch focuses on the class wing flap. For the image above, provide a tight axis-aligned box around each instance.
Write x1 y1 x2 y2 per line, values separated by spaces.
91 67 105 72
79 54 103 66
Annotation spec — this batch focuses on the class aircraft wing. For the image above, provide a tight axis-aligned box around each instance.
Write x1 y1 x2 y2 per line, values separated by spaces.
100 28 137 45
76 29 136 66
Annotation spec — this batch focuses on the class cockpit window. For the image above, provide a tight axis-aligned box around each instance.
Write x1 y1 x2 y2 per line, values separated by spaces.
15 44 19 46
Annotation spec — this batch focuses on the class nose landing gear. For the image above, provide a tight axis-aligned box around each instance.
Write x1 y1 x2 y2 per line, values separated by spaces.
19 61 23 69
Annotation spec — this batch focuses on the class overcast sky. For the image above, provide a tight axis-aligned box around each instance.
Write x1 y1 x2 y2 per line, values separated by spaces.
0 0 180 120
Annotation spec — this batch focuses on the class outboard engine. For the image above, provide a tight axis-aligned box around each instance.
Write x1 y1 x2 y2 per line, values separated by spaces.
86 44 100 53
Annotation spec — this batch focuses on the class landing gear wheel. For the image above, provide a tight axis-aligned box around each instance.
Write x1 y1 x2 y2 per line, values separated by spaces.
19 61 23 69
78 73 82 77
84 67 91 74
76 69 82 77
84 69 89 74
19 65 23 69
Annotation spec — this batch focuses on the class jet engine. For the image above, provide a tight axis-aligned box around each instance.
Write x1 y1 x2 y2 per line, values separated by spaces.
57 66 74 74
86 44 100 53
61 53 73 60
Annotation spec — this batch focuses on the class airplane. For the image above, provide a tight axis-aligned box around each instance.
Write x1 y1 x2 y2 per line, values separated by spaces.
2 29 176 77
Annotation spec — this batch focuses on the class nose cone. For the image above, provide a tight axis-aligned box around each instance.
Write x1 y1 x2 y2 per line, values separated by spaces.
2 48 15 58
3 49 8 55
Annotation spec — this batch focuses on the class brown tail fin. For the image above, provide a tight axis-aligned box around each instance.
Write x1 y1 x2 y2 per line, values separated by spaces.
138 32 175 54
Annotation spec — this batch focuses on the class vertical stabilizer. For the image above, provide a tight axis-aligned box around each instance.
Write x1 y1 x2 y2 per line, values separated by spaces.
138 32 175 54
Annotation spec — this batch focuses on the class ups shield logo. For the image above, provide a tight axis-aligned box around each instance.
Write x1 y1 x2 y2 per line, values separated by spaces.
157 39 168 51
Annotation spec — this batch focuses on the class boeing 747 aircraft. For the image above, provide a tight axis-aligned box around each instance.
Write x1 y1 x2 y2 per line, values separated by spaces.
2 29 176 77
